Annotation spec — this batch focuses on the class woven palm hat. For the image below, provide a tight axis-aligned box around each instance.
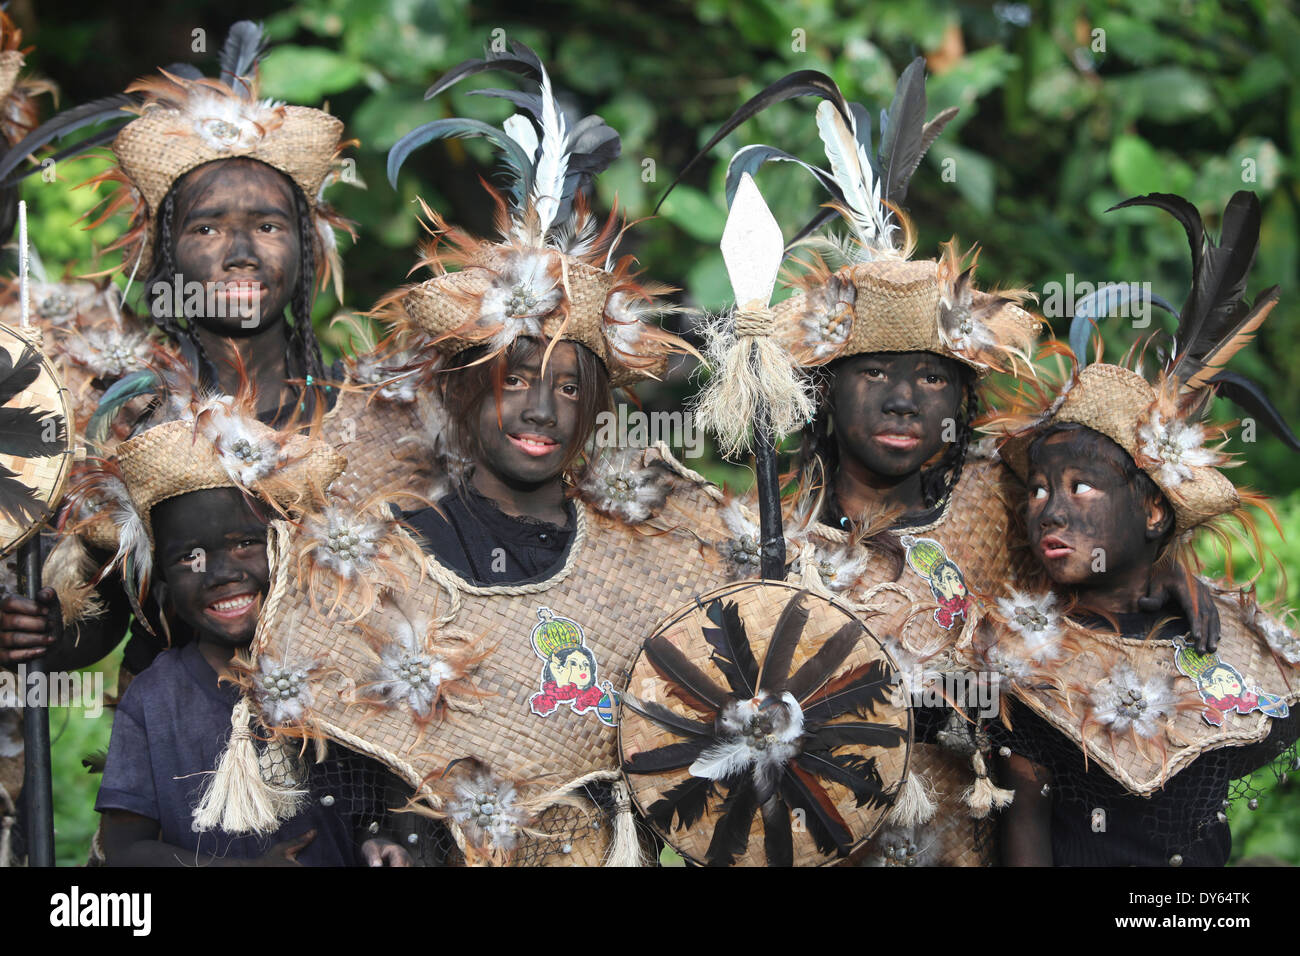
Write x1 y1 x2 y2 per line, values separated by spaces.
998 363 1238 536
772 254 1041 375
116 417 344 545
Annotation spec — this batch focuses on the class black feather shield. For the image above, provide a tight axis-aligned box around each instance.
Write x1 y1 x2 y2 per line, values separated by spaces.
801 658 895 724
785 620 861 702
703 598 758 697
779 764 853 856
644 633 728 713
795 749 889 809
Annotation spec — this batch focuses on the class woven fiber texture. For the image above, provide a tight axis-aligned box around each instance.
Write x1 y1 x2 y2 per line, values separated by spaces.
116 420 345 545
850 742 989 867
113 104 342 219
0 326 74 558
0 753 21 807
999 364 1238 534
1001 593 1299 794
620 580 910 867
0 51 20 106
401 248 667 389
252 447 739 864
321 387 440 502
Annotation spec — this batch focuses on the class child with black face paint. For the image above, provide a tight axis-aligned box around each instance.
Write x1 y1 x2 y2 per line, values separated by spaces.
986 369 1300 867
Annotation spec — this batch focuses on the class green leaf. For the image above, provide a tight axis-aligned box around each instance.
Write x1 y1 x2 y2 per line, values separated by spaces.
1109 67 1215 124
351 86 441 151
258 45 365 103
927 47 1019 134
658 184 725 244
928 142 995 214
1109 134 1165 195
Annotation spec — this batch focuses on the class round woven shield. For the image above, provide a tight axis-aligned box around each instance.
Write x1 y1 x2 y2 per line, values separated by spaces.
0 324 74 558
620 580 911 866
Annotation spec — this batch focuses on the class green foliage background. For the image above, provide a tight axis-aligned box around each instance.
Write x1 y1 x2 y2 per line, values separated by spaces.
12 0 1300 864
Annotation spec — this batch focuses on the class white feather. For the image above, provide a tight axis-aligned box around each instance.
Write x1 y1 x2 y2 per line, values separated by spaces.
815 101 891 247
502 113 539 162
530 65 569 239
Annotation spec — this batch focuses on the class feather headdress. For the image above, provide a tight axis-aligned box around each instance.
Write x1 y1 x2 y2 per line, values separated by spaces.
63 346 344 604
665 59 1037 376
383 42 689 387
997 191 1292 536
4 21 356 296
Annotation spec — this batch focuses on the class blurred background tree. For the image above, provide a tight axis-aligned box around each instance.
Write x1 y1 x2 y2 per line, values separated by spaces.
9 0 1298 864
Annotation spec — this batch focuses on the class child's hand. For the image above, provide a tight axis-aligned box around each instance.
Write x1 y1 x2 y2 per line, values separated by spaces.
0 587 61 665
1141 564 1220 653
361 837 413 867
258 829 316 866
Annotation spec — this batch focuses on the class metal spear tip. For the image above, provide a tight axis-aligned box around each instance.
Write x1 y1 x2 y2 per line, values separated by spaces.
721 172 783 312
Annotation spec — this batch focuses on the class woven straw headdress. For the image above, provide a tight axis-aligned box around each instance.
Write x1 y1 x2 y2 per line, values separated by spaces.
382 42 688 388
995 190 1292 536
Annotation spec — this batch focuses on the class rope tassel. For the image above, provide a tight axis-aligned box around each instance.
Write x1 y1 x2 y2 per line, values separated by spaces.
191 696 305 836
962 750 1014 819
693 307 814 460
603 779 645 867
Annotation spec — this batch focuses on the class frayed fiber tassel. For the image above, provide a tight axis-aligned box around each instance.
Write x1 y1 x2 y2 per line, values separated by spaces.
884 769 936 827
694 308 813 460
0 783 14 868
44 532 105 625
191 696 304 835
962 750 1014 819
603 779 645 867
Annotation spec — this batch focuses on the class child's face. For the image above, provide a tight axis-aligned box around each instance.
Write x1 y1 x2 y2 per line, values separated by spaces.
172 158 302 336
473 341 583 487
829 351 963 479
151 487 271 649
1026 431 1163 588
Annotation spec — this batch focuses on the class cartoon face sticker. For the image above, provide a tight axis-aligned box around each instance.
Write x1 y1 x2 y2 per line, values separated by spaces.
900 535 970 630
527 607 617 726
1174 639 1290 727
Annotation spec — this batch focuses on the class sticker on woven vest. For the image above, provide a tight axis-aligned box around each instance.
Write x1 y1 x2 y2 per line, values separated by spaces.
528 606 617 726
1173 638 1289 727
900 535 969 630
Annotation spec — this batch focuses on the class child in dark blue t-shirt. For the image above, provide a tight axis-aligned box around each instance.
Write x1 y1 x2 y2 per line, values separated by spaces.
93 487 410 867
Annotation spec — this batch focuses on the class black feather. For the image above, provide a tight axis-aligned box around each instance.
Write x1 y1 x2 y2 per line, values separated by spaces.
160 62 205 81
0 347 41 406
807 720 906 750
786 620 861 702
1211 369 1300 452
778 764 853 856
705 774 759 866
757 589 810 692
0 469 48 525
1109 193 1204 311
423 40 543 101
796 749 889 809
468 86 544 120
218 20 267 86
760 795 793 866
654 70 851 214
0 409 65 458
802 659 894 724
0 94 139 184
877 57 927 206
2 123 132 189
622 739 710 775
645 633 728 712
645 775 715 831
703 598 758 697
620 692 713 738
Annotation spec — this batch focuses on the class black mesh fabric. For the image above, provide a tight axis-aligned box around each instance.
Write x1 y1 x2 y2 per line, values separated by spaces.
990 699 1300 866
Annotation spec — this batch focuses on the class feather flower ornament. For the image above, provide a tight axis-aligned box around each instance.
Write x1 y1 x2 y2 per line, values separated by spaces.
195 398 285 485
936 242 1036 373
476 248 563 350
252 654 323 728
58 325 153 379
1088 663 1177 740
1135 409 1219 490
577 447 673 525
358 612 490 723
715 498 764 577
995 589 1064 662
175 85 285 153
295 492 426 621
26 281 101 326
411 758 592 866
623 590 905 865
1249 604 1300 666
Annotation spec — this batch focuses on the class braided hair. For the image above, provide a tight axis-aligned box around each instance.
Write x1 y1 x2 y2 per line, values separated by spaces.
797 355 980 516
143 160 326 390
